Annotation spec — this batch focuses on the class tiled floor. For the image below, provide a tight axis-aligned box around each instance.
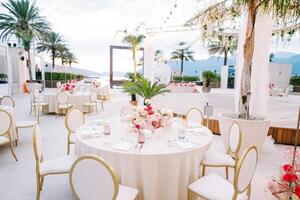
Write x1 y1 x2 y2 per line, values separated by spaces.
0 89 298 200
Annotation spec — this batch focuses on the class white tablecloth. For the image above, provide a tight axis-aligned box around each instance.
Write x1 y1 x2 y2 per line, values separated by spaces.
43 92 90 113
75 119 213 200
0 105 16 140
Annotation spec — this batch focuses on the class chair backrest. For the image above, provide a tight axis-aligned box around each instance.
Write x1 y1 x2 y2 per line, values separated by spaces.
0 109 12 137
90 91 98 102
33 124 43 163
70 155 119 200
57 81 62 88
185 107 204 126
57 92 68 104
65 108 84 133
228 123 242 155
0 96 15 108
233 146 258 195
33 89 40 99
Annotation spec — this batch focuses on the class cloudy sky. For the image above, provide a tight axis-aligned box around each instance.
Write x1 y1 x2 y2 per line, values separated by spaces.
1 0 300 73
33 0 206 73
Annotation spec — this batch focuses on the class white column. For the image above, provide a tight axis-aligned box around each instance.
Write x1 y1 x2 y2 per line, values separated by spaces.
143 34 155 82
234 10 273 116
6 44 12 95
220 65 228 89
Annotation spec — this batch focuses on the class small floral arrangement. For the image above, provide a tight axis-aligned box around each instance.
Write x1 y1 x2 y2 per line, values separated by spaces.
92 80 100 88
123 105 173 131
63 80 77 92
267 149 300 200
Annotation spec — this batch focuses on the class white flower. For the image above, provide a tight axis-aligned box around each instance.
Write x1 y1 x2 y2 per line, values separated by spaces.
144 98 151 105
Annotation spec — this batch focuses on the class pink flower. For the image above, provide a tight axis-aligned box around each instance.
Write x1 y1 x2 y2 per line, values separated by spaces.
282 173 298 182
283 164 293 172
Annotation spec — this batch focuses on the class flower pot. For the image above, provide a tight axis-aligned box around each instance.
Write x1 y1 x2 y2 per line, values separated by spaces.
130 100 138 106
218 113 271 155
202 86 211 93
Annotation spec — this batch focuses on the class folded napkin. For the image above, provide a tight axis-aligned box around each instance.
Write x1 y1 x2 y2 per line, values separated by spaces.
79 132 102 140
177 141 197 150
112 141 132 151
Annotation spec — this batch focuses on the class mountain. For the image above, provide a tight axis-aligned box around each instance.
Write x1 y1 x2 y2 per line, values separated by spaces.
272 51 300 75
167 56 235 76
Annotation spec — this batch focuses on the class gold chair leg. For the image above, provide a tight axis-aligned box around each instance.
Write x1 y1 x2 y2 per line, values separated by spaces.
15 128 19 146
40 176 44 191
96 104 99 114
247 184 252 199
225 166 229 180
67 142 70 155
101 102 104 110
36 174 41 200
202 165 206 177
9 142 18 161
188 189 193 200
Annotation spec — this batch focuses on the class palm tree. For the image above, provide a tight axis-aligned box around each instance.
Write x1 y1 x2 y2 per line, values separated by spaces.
208 35 237 66
56 45 69 66
36 31 64 69
170 42 195 76
65 52 78 67
122 34 145 81
154 49 163 62
0 0 50 81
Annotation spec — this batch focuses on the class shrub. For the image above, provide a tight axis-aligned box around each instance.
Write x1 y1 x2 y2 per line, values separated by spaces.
290 76 300 86
202 71 219 87
45 72 84 81
173 76 199 82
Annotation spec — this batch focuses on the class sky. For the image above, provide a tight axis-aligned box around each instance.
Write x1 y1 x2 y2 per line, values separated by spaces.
1 0 300 73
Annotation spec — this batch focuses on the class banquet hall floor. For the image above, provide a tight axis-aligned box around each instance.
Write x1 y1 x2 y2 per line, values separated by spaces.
0 89 298 200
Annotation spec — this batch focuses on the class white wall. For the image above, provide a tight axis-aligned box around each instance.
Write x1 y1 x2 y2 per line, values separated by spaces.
269 63 292 89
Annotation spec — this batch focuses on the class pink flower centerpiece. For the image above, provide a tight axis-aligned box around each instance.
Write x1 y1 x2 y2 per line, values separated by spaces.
63 80 77 93
267 149 300 200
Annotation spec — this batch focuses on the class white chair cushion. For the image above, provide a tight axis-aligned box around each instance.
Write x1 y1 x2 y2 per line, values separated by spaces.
58 104 73 109
189 173 248 200
202 151 235 167
116 185 139 200
40 155 77 175
0 136 9 145
15 120 36 128
83 102 97 106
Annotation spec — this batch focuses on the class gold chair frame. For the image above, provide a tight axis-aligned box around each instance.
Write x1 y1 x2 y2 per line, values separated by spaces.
202 122 243 179
83 92 99 114
185 107 205 126
69 154 119 200
0 109 18 161
15 100 40 146
65 108 84 155
56 91 72 116
0 95 15 108
189 146 258 200
33 124 70 200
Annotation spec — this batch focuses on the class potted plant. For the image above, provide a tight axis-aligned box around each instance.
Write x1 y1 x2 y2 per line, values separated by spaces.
124 72 143 105
201 70 218 93
122 32 145 105
123 77 170 106
0 73 8 84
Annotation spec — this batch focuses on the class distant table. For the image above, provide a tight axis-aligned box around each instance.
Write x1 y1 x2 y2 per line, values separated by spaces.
75 118 213 200
43 92 90 113
0 105 16 140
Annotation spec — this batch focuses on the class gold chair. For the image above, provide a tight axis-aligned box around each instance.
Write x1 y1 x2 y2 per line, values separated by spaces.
33 124 77 200
15 100 40 146
65 108 84 155
70 155 139 200
185 107 205 126
0 109 18 161
0 95 15 108
188 146 258 200
29 89 49 116
56 91 72 115
83 91 99 114
201 122 242 179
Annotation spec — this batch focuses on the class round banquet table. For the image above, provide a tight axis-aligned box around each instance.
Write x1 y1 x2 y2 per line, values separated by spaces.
75 118 213 200
43 92 90 113
0 105 16 140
